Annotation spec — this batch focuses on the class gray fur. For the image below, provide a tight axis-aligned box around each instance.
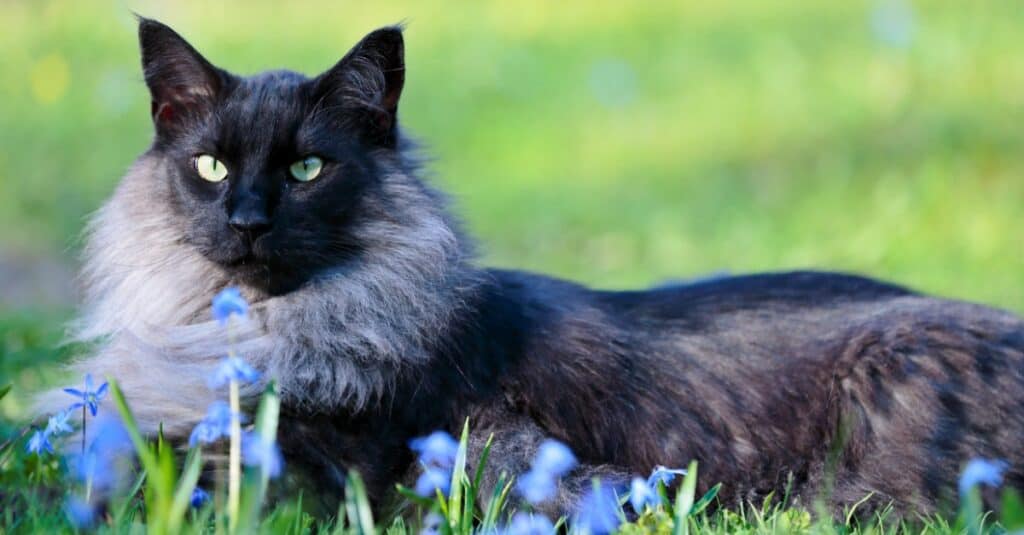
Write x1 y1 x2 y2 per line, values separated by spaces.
37 150 479 437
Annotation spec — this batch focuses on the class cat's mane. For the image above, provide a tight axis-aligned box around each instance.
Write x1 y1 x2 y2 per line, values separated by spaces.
37 145 481 436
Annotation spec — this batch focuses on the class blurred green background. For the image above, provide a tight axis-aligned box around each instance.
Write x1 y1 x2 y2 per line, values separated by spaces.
0 0 1022 401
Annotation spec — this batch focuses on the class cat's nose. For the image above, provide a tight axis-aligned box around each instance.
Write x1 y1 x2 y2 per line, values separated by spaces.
228 208 272 236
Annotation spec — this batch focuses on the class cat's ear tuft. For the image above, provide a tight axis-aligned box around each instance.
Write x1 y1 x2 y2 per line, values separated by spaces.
313 26 405 147
137 17 226 133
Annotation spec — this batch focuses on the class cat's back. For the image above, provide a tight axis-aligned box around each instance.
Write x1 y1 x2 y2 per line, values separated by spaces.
481 269 1024 511
594 270 1022 366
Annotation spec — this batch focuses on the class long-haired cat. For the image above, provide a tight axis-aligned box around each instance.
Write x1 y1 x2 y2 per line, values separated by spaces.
38 18 1024 517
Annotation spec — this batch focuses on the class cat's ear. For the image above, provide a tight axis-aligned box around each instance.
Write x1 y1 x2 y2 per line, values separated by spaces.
312 26 405 147
137 18 227 133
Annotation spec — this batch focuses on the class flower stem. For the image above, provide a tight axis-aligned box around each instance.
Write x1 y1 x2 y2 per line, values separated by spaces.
81 404 87 456
228 379 241 533
82 403 92 502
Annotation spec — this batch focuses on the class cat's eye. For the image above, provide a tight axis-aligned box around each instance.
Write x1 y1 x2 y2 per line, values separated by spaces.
194 154 228 183
289 156 323 182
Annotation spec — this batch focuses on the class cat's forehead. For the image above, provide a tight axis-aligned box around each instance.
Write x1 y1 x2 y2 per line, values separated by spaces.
212 69 315 153
225 70 310 109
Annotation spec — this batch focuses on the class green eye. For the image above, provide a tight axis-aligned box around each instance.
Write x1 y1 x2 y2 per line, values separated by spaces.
289 156 323 182
194 154 228 182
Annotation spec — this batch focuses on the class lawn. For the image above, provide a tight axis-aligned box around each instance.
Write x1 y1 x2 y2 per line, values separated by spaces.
0 0 1022 532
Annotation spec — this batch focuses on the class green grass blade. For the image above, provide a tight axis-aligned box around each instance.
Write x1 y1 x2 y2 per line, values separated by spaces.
112 470 148 525
344 471 376 535
471 433 495 493
167 448 203 534
461 473 475 531
673 460 698 535
690 482 721 516
384 516 407 535
395 484 435 509
481 475 514 531
1002 488 1024 530
109 379 159 477
436 488 450 519
447 419 470 531
254 382 281 497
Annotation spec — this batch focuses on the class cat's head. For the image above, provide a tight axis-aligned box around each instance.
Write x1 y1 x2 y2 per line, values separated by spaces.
136 18 415 295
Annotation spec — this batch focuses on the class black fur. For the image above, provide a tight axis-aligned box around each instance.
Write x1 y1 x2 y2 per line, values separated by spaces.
277 269 1024 517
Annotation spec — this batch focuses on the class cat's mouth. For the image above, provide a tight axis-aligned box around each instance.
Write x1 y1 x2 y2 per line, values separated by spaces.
215 242 307 295
210 235 274 275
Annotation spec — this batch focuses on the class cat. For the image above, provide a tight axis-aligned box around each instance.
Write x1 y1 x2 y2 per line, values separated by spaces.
37 18 1024 518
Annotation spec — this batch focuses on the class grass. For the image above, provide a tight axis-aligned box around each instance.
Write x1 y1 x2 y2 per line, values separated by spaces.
3 376 1023 534
1 0 1022 532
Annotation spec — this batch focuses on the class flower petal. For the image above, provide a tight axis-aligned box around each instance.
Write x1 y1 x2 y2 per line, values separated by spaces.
647 465 687 487
507 512 555 535
190 487 210 508
414 467 451 497
532 439 577 477
573 482 622 535
212 287 249 324
959 458 1009 496
515 469 557 505
409 430 458 468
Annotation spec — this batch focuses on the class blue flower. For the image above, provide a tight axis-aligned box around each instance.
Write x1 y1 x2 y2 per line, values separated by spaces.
505 512 555 535
414 466 451 497
959 458 1009 497
533 439 577 477
63 373 109 416
647 465 687 487
189 401 238 447
69 415 134 492
629 476 659 514
409 430 458 468
65 496 98 529
70 450 102 486
242 432 283 478
515 439 578 504
516 468 557 505
190 487 210 508
573 482 622 535
26 429 54 455
208 357 261 389
212 287 249 325
46 410 74 436
420 512 444 535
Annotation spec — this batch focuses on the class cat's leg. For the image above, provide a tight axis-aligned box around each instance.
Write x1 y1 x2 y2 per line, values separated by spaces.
466 409 632 519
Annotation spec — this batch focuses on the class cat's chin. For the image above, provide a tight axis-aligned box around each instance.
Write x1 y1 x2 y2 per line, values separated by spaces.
198 242 313 296
223 258 309 296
